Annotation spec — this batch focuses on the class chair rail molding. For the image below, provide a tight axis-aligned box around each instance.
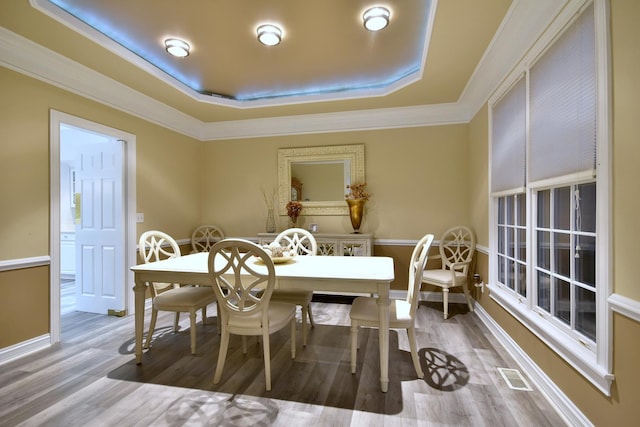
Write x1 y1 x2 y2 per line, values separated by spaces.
0 256 50 272
608 293 640 323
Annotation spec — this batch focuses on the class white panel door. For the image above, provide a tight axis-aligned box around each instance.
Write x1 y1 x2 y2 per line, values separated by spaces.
75 140 125 314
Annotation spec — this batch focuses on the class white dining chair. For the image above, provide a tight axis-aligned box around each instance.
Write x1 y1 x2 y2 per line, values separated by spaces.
191 224 225 253
270 228 317 346
208 238 296 391
421 225 476 319
139 230 217 355
350 233 434 378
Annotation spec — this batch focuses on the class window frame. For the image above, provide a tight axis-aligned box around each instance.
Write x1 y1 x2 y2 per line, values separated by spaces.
487 0 613 395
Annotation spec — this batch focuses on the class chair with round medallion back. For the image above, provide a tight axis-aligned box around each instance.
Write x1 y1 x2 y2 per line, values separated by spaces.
208 238 296 391
421 226 476 319
191 225 225 253
350 233 434 378
270 228 318 346
139 230 216 355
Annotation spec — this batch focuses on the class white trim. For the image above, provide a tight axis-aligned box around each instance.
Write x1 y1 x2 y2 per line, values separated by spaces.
490 187 527 198
461 0 566 118
49 110 137 345
476 244 488 255
0 26 203 140
0 256 50 272
200 103 470 140
594 0 614 380
374 239 420 247
474 304 593 427
0 334 50 366
608 294 640 323
419 290 471 304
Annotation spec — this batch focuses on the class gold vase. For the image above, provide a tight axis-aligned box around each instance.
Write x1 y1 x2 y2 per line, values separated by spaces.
346 198 367 233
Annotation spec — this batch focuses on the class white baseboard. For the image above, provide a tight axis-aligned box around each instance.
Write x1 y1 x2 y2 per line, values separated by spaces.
0 334 51 366
473 303 592 427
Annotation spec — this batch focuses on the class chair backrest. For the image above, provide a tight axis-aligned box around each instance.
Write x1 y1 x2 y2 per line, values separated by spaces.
191 225 225 253
274 228 318 256
208 238 276 321
406 234 434 315
438 226 476 275
139 230 181 296
139 230 181 263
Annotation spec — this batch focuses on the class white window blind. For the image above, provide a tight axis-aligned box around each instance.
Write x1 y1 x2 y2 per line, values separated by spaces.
491 76 526 194
529 4 596 183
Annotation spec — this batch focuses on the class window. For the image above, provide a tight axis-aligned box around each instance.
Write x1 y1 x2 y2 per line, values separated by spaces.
488 0 612 395
534 183 597 341
496 194 527 297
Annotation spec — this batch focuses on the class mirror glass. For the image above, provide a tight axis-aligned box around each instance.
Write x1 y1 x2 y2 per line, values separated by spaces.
278 144 364 215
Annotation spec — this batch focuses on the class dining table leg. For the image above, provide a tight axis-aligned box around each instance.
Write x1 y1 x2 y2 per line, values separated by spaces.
377 283 390 392
133 276 146 364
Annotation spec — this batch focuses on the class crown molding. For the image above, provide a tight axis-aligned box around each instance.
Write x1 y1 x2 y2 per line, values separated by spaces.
0 26 204 139
1 0 562 141
200 103 470 140
458 0 567 118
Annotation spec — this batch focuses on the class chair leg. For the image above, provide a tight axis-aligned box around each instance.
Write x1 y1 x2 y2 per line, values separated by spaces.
262 331 272 391
216 301 221 334
307 303 315 327
462 284 474 312
174 312 180 332
242 336 248 354
350 322 359 374
301 305 308 347
290 318 296 359
189 309 197 355
144 308 158 349
442 288 449 319
407 326 424 378
213 329 230 385
201 305 208 324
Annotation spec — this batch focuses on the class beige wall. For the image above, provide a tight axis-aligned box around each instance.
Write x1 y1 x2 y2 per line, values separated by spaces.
468 1 640 424
201 125 471 240
0 266 49 347
611 0 640 300
0 66 202 348
1 0 639 423
0 67 203 258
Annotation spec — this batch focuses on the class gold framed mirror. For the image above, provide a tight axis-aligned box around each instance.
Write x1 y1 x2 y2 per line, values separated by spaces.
278 144 365 215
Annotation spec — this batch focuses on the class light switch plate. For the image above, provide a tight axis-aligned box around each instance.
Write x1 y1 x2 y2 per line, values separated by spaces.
136 213 144 223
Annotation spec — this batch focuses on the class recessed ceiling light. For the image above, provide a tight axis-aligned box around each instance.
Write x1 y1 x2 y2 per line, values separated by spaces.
363 6 391 31
164 38 190 57
257 24 283 46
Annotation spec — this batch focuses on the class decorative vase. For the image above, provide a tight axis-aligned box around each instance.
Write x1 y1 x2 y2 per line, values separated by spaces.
265 208 276 233
346 198 367 233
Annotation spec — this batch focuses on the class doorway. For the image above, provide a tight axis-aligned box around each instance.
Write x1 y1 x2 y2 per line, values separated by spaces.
49 110 137 344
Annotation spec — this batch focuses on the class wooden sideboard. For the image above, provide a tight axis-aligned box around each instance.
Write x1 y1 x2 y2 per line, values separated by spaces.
258 232 373 257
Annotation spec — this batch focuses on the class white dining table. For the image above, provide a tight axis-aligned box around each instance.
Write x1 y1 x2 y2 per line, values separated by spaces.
130 252 396 392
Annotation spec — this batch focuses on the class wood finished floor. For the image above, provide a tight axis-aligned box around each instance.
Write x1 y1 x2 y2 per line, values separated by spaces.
0 300 568 426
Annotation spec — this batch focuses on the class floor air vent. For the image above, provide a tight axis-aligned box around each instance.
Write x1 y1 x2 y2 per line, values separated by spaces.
497 368 533 391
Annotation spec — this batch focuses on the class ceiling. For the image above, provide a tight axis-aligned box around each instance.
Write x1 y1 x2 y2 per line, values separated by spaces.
40 0 437 107
0 0 566 139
